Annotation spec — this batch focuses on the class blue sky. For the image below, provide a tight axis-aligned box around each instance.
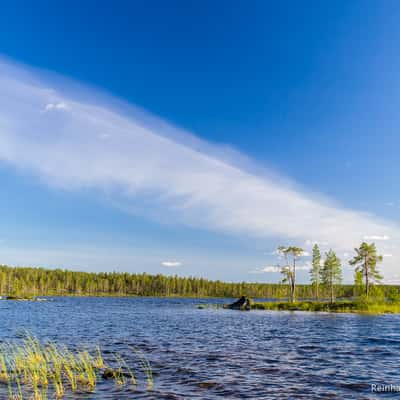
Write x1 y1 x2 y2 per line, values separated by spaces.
0 1 399 283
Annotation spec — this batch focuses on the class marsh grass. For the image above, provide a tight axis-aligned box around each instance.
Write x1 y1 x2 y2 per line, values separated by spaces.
0 335 153 399
251 300 400 314
130 347 153 390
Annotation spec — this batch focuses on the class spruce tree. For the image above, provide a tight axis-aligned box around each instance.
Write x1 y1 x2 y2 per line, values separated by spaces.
321 249 342 303
310 244 321 300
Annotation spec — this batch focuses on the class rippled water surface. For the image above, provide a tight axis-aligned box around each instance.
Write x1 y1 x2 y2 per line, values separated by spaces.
0 297 399 399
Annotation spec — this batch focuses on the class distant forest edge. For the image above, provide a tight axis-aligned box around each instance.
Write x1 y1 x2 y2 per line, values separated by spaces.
0 265 399 299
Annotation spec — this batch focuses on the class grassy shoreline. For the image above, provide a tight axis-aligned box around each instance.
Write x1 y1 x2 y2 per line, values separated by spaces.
251 300 400 314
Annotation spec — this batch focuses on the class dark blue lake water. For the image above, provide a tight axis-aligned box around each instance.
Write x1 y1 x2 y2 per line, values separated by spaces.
0 297 398 399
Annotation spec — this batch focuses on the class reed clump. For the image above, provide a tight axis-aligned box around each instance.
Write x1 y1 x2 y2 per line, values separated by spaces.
0 335 153 399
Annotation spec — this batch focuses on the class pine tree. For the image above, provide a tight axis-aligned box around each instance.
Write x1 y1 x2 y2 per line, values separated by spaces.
321 249 342 303
278 245 304 303
310 244 321 300
349 242 383 298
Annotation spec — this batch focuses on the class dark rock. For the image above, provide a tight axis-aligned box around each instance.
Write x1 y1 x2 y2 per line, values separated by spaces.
223 296 251 311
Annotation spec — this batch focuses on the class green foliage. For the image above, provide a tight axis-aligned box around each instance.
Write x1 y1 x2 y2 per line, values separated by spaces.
279 265 293 298
0 264 395 300
0 264 310 298
349 242 383 298
320 249 342 303
310 244 321 299
251 300 400 314
369 285 385 303
387 286 400 303
353 270 364 297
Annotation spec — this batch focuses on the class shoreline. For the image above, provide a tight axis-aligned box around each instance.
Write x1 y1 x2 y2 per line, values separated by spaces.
4 295 400 315
251 300 400 314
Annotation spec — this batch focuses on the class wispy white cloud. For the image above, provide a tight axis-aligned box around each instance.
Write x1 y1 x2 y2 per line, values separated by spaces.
0 58 399 281
305 239 329 247
297 265 311 271
44 102 69 112
251 263 311 274
251 266 280 273
363 235 390 241
296 261 312 271
161 261 182 267
383 279 400 284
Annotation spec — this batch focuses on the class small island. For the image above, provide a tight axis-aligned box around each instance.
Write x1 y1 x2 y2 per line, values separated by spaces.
250 300 400 314
235 242 400 314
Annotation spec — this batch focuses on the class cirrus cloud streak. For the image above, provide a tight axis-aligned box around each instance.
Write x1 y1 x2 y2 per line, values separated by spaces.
0 58 398 279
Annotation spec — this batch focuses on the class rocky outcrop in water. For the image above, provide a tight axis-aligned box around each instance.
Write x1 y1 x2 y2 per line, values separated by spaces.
223 296 251 311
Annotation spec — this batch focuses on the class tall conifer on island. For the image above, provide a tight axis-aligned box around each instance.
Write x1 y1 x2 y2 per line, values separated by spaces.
278 246 304 303
310 244 321 300
349 242 383 298
321 249 342 304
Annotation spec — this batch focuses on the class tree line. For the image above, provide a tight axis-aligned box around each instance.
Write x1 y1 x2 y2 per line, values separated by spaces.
0 248 398 299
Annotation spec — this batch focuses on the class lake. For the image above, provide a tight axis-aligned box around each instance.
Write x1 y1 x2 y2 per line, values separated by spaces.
0 297 399 399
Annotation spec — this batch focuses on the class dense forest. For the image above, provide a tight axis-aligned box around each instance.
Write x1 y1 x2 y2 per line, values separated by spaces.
0 264 398 299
